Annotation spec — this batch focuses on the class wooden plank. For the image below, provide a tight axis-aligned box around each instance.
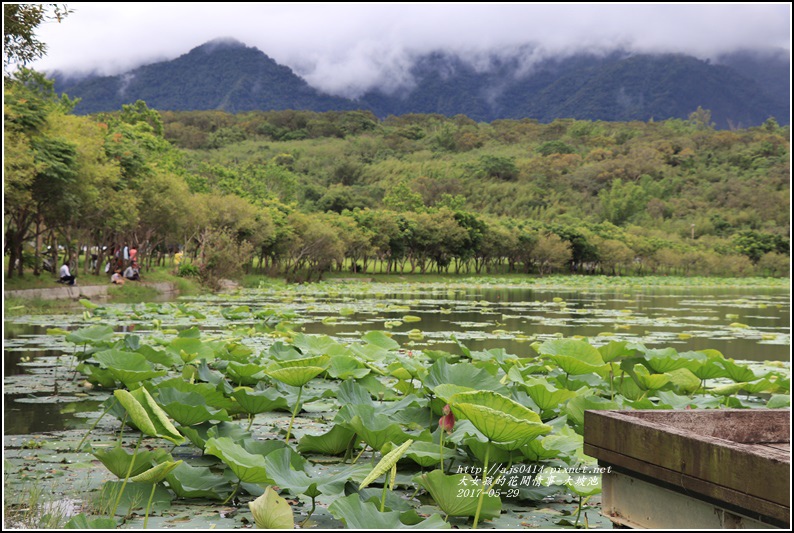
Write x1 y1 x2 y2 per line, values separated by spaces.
597 409 790 444
746 444 791 461
586 445 790 525
584 410 790 506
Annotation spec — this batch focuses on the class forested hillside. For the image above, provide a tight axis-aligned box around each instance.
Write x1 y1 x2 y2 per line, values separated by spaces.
6 64 789 285
53 40 790 128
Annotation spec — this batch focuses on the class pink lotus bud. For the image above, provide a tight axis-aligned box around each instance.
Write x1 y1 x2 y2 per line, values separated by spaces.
439 404 455 433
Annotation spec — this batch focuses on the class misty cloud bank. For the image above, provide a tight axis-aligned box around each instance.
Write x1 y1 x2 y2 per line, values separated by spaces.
33 3 791 98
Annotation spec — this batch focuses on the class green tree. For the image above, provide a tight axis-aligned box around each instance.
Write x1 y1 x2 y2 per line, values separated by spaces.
599 178 648 226
3 3 70 74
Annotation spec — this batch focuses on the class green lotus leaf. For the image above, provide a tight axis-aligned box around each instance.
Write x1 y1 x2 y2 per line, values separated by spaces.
274 354 331 369
520 433 582 461
362 331 400 351
327 355 371 379
224 361 268 386
99 481 173 516
337 379 374 406
641 347 693 373
680 350 729 380
128 387 184 444
343 404 431 451
360 439 413 489
221 305 251 320
232 386 290 414
156 387 231 426
136 345 182 368
168 337 218 363
404 441 448 468
262 447 314 495
292 333 348 356
298 424 357 455
164 461 231 500
521 377 580 411
433 383 475 404
569 470 602 497
598 341 640 363
449 391 551 449
204 437 274 484
92 445 171 479
64 513 118 529
565 395 621 432
266 366 326 388
77 362 117 388
329 493 450 529
93 350 167 385
424 359 506 395
130 460 183 483
664 368 702 395
719 359 758 383
767 395 790 408
249 486 294 530
114 389 157 436
539 339 607 376
156 378 234 411
417 470 501 519
66 325 114 345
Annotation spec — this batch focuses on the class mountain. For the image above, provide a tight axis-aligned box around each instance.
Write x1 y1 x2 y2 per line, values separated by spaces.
52 38 356 115
52 39 790 127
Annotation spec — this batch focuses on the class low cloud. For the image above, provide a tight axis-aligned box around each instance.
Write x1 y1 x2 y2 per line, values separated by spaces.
32 3 790 97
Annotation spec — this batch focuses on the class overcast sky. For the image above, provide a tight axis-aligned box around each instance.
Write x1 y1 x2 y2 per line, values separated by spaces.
27 2 792 97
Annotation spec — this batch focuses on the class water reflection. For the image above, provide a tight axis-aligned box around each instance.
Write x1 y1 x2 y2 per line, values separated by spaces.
3 394 100 435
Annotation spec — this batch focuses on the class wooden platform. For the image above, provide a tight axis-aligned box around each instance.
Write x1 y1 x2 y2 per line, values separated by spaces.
583 409 790 529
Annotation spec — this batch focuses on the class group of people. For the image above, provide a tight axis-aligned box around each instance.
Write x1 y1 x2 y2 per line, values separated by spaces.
57 243 142 286
111 262 140 285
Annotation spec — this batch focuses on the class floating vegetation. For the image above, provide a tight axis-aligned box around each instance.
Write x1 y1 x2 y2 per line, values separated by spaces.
3 279 789 529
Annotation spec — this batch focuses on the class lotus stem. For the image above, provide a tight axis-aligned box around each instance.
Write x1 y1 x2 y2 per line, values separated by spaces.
380 473 389 512
222 480 241 505
439 431 445 472
574 495 583 527
299 495 317 527
352 443 368 465
472 443 490 529
111 433 143 516
75 398 116 451
285 385 303 443
246 414 254 432
143 482 157 528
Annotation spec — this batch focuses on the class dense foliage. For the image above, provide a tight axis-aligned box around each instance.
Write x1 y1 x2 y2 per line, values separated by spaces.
54 40 789 129
4 75 790 283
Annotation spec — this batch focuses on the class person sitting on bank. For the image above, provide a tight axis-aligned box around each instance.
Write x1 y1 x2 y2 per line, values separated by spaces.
111 269 125 285
59 261 76 285
124 262 141 281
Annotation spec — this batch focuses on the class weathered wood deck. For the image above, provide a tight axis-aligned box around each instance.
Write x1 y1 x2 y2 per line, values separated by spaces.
584 409 790 529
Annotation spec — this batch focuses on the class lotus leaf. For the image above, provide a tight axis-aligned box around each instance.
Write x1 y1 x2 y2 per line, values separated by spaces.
266 355 330 387
136 345 182 368
424 359 506 395
327 355 371 379
719 359 758 382
249 486 294 529
164 461 232 500
448 390 551 449
130 460 183 483
156 387 231 426
92 445 171 479
520 377 580 411
64 513 118 529
66 325 114 346
417 470 501 519
362 331 401 351
329 493 450 529
564 395 620 431
99 481 173 516
93 350 167 386
298 425 357 455
232 386 290 414
224 361 268 385
204 437 274 484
